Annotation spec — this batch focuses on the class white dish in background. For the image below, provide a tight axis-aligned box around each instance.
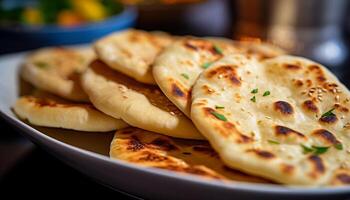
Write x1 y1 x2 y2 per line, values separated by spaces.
1 51 350 200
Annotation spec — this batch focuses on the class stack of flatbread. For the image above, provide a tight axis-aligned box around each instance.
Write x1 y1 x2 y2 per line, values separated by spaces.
13 29 350 186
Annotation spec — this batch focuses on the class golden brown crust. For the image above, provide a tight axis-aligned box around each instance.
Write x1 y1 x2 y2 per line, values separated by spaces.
110 127 271 183
13 95 128 132
21 47 95 101
94 29 173 84
82 60 203 139
191 54 350 186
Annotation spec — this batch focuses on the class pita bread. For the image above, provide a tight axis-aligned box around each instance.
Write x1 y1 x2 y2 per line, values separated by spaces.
13 94 128 132
21 47 95 101
94 29 173 84
81 60 203 140
153 37 285 117
191 54 350 186
110 127 270 183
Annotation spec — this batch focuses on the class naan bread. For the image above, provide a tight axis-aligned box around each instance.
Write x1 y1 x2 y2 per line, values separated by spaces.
191 54 350 186
94 29 173 84
81 60 203 140
110 127 270 183
207 38 286 60
153 37 285 117
153 38 238 116
21 47 95 101
13 94 128 132
232 40 286 60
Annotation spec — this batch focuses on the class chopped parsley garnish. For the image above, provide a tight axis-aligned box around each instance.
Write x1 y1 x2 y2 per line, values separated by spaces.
215 105 225 109
268 140 280 145
34 62 49 69
263 91 271 96
334 143 343 150
312 146 329 155
251 88 258 94
213 45 223 55
301 144 313 154
201 62 213 69
301 144 330 155
210 111 227 121
180 73 189 80
321 108 336 119
250 96 256 103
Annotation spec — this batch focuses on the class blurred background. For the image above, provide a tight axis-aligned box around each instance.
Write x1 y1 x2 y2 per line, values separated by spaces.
1 0 350 197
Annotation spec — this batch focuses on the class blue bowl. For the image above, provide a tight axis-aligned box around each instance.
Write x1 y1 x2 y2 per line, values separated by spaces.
0 7 137 52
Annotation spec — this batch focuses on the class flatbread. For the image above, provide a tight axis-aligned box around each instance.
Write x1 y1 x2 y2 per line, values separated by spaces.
207 37 286 60
153 37 285 117
110 127 270 183
153 37 238 116
81 60 203 140
94 29 173 84
191 54 350 186
13 93 128 132
21 47 96 101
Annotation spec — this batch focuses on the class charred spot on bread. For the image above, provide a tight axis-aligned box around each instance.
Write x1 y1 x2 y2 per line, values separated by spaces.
312 129 340 145
127 135 145 151
284 63 301 70
246 149 275 159
302 100 319 113
308 155 325 178
336 173 350 184
275 126 305 138
206 66 241 86
274 101 294 115
150 138 179 151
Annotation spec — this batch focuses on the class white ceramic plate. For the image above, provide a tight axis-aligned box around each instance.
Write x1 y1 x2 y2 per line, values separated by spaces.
1 51 350 200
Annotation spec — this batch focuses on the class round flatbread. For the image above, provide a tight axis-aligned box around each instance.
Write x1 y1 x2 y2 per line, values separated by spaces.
110 127 270 183
81 60 203 140
191 54 350 186
94 29 173 84
153 37 285 117
21 47 96 101
153 37 239 117
207 37 286 60
13 95 128 132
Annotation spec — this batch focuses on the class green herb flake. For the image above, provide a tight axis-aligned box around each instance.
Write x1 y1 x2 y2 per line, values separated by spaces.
268 140 280 145
251 88 258 94
213 45 223 55
263 91 271 96
34 62 49 69
321 108 336 119
201 62 213 69
210 111 227 121
250 96 256 103
301 144 313 154
215 105 225 109
312 146 329 155
180 73 189 80
334 143 343 150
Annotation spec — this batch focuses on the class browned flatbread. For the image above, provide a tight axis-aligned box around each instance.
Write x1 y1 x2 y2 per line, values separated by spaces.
191 54 350 186
110 127 270 183
153 37 285 117
13 92 128 132
81 60 203 139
